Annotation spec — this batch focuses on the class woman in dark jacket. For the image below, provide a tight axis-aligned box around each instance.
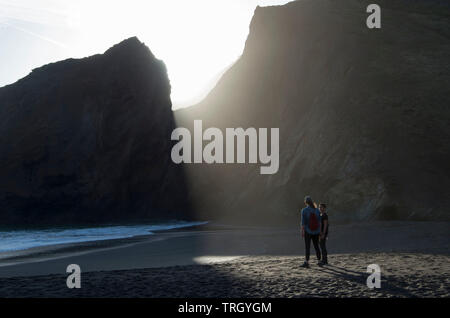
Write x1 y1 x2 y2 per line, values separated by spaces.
300 196 322 268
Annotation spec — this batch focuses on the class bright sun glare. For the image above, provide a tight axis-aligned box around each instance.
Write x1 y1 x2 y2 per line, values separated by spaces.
0 0 292 109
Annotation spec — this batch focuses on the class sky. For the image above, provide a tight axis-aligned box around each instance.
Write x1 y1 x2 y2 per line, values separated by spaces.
0 0 292 109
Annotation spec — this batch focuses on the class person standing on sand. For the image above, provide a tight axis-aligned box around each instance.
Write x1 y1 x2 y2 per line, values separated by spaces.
318 203 329 266
300 196 321 268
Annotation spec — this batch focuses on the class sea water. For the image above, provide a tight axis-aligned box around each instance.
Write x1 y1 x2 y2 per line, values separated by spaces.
0 221 208 253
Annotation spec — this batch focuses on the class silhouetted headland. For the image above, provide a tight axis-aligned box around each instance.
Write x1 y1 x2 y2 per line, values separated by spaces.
0 37 192 226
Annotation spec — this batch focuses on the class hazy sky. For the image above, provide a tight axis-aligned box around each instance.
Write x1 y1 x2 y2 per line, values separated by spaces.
0 0 292 109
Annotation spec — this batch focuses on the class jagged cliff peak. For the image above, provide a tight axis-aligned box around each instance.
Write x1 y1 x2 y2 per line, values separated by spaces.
103 36 156 60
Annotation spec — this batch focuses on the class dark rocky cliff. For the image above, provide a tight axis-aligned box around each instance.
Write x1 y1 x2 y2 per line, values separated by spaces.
1 0 448 227
0 37 192 226
176 0 450 223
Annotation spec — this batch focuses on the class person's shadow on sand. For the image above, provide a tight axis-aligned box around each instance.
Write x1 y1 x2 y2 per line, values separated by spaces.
316 264 416 297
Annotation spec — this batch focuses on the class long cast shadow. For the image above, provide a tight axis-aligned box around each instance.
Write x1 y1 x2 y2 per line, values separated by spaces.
316 265 417 297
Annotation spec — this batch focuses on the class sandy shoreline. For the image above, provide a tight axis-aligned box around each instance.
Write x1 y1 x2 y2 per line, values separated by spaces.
0 221 448 297
0 253 448 297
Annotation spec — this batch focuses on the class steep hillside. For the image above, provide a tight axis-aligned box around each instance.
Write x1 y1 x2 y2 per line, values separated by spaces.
176 0 450 223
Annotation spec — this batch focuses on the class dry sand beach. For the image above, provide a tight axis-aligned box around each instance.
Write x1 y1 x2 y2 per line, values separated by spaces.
1 253 447 298
0 222 448 297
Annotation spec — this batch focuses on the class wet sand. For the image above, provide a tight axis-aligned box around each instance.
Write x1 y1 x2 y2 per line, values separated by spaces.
0 221 448 297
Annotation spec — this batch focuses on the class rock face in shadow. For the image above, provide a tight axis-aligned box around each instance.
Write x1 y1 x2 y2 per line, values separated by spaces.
0 37 192 226
175 0 450 223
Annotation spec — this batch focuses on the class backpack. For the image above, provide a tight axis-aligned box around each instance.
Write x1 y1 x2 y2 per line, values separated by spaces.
308 209 319 231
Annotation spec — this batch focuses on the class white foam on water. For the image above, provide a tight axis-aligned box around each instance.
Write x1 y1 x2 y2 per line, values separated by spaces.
0 221 208 252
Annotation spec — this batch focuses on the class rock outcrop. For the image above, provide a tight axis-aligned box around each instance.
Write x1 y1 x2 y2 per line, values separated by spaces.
176 0 450 223
0 37 192 226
